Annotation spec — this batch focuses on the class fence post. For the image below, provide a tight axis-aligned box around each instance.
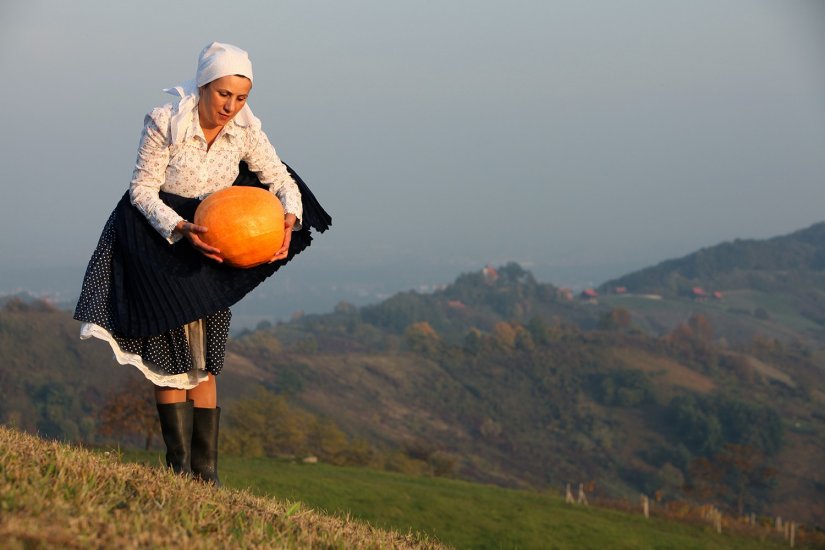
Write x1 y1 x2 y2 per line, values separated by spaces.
565 483 574 504
790 522 796 548
577 483 588 506
640 494 649 519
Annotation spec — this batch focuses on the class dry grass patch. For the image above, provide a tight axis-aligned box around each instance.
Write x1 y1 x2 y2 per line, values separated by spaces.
737 355 796 388
611 347 716 394
0 425 445 549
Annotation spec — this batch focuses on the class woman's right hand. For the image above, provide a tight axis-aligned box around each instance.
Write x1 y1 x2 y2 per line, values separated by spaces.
175 220 223 263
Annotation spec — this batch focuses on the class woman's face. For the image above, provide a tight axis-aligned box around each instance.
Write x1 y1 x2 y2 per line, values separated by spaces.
198 75 253 130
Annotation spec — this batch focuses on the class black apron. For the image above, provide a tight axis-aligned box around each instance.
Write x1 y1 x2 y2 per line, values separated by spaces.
74 161 331 340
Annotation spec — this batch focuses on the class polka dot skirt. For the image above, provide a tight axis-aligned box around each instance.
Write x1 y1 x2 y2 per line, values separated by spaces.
74 212 230 377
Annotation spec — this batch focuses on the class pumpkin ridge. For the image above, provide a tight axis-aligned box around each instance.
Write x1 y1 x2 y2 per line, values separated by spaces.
194 187 285 268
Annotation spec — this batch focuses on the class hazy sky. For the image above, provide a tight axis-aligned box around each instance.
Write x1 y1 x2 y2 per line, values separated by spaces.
2 0 825 290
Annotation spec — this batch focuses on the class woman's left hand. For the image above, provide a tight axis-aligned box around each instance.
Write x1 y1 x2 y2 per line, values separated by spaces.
268 214 297 263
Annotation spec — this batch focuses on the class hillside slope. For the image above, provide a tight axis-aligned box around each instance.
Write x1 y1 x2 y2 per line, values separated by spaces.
0 425 441 549
125 448 802 549
228 333 825 523
3 253 825 526
223 261 825 524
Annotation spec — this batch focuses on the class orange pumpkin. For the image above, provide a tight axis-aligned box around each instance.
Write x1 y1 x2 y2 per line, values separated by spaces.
194 187 285 268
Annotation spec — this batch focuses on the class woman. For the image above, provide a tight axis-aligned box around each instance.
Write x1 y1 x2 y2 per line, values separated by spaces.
74 42 330 484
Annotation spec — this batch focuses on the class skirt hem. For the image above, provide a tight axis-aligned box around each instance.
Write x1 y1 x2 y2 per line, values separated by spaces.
80 322 207 389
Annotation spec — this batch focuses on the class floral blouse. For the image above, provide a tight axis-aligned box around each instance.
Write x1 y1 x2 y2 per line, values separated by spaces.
129 104 303 244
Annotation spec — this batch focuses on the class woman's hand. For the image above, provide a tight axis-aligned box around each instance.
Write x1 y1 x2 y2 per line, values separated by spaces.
268 214 297 263
175 220 223 263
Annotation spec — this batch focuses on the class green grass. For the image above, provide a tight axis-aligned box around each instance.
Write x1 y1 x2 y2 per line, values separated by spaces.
715 290 822 332
126 450 793 549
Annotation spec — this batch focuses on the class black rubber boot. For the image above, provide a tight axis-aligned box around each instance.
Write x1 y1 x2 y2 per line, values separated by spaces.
191 406 221 486
156 401 194 475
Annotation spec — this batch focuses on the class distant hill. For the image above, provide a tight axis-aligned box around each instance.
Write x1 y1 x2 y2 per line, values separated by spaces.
601 222 825 296
225 262 825 525
3 255 825 526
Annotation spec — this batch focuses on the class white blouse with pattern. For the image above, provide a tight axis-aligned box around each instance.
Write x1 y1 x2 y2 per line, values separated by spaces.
129 103 302 244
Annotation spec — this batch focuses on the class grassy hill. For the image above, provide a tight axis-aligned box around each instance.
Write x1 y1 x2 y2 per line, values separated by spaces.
6 425 811 548
0 425 441 549
117 445 810 549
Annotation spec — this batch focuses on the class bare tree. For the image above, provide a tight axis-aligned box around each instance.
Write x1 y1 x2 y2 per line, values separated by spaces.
687 443 777 515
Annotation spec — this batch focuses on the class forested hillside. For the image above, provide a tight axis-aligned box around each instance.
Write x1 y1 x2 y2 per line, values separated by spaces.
601 222 825 316
223 263 823 524
2 258 824 525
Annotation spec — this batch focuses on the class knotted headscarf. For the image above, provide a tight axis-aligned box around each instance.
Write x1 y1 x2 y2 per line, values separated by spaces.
164 42 261 144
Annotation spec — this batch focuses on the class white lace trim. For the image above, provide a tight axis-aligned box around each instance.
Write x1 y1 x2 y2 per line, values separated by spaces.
80 322 208 390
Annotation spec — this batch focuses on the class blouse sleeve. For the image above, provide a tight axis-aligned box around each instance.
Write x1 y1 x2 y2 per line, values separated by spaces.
242 127 303 231
129 107 185 244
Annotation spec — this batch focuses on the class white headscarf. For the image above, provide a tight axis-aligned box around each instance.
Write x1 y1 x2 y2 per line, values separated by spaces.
163 42 260 144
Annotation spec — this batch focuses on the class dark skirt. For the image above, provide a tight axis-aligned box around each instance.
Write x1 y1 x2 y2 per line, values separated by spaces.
74 161 330 377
